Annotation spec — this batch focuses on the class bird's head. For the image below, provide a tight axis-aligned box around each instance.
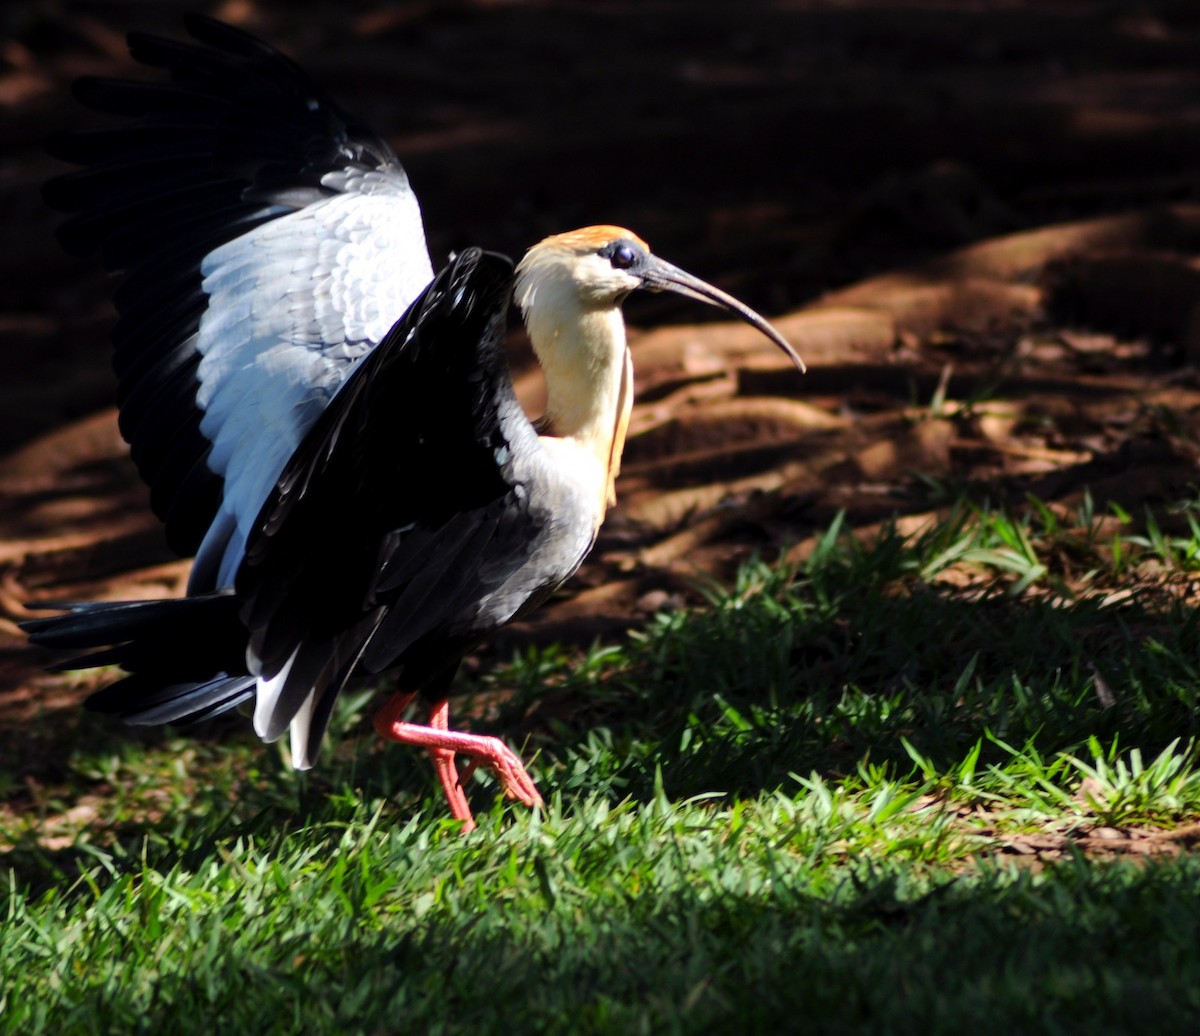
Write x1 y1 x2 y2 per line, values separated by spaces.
514 226 805 373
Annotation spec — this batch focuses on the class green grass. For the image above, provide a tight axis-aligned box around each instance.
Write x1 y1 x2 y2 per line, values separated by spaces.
4 496 1200 1034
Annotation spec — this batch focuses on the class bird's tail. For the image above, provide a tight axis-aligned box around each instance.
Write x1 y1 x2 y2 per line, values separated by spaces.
21 592 255 726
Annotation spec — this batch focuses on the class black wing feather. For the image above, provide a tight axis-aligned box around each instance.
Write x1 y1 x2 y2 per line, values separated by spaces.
44 13 404 559
236 249 539 748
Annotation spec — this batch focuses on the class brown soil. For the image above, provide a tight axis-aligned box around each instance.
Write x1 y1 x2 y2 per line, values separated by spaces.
3 1 1200 795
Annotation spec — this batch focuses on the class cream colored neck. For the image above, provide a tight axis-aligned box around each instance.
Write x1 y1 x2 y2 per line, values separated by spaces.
527 300 634 512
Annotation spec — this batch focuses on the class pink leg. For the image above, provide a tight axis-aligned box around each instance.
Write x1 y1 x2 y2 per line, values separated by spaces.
373 692 543 833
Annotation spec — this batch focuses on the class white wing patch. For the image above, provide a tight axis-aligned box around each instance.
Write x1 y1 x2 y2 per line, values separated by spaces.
288 687 320 770
253 644 300 741
190 173 434 591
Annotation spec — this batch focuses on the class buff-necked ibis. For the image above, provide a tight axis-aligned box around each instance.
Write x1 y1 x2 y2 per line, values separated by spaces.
24 15 804 831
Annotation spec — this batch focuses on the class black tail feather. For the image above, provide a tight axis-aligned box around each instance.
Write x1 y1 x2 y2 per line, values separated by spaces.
87 672 255 726
21 592 253 727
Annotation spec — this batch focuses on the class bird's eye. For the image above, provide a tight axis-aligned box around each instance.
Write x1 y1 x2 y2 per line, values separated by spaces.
609 242 637 269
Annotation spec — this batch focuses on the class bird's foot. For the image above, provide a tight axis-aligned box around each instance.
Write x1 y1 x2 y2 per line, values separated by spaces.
374 693 543 833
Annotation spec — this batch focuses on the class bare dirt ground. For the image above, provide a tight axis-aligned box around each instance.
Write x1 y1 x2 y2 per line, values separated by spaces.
3 0 1200 815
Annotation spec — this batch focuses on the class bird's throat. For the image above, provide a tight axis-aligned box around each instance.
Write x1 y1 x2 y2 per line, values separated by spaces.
533 306 635 514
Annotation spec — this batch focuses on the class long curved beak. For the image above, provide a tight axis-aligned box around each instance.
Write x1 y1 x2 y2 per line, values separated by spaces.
640 256 806 374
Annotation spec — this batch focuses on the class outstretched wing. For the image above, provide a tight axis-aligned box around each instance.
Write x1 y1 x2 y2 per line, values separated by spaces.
235 249 551 768
44 14 434 592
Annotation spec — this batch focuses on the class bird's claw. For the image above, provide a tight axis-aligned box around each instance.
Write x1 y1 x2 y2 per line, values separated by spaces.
458 738 544 809
374 694 542 831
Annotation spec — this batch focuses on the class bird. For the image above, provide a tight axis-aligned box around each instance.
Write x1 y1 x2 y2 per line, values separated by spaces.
24 14 805 831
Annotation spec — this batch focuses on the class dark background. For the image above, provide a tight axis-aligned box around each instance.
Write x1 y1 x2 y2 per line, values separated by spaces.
3 0 1200 755
5 1 1199 442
